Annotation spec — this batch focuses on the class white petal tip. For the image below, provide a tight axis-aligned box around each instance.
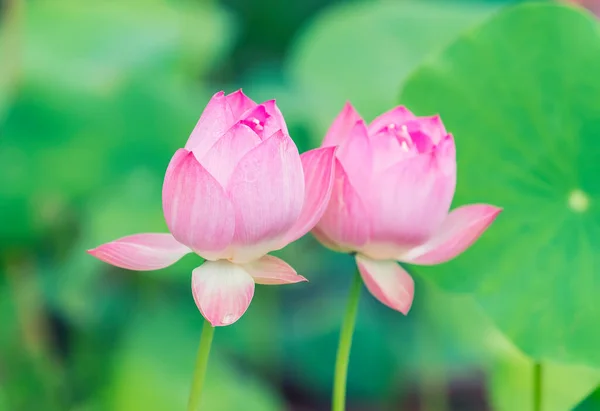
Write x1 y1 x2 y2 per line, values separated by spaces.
399 302 412 316
192 260 255 327
356 255 415 315
208 313 238 327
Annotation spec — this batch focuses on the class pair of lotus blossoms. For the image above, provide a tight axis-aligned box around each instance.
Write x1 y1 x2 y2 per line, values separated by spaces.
89 90 501 325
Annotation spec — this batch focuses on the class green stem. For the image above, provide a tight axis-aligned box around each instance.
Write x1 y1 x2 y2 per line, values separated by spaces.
332 270 363 411
533 362 542 411
187 319 215 411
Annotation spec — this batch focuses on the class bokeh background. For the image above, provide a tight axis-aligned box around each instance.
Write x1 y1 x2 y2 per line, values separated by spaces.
2 0 600 410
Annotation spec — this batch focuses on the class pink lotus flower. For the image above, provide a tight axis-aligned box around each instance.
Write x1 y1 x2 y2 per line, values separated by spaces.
88 90 336 326
313 103 502 314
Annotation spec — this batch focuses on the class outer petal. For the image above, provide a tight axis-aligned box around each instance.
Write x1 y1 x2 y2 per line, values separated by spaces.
241 255 307 285
227 131 305 262
322 102 363 147
281 146 337 244
200 123 261 186
367 135 456 255
434 134 457 176
191 260 255 326
162 149 235 258
336 120 373 193
355 254 414 315
367 106 416 135
313 159 370 252
87 233 191 271
226 89 257 119
185 91 235 157
399 204 502 265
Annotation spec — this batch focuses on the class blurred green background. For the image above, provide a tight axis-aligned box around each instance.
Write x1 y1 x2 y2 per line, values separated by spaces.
2 0 600 410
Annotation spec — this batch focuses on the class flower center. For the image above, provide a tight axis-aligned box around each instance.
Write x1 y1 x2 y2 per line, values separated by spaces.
242 117 264 133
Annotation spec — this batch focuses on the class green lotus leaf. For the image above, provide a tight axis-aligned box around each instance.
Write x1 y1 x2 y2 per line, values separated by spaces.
400 3 600 366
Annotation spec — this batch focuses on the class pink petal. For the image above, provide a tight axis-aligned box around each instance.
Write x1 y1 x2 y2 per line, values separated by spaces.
241 255 307 285
191 260 255 326
261 100 289 136
200 123 262 186
368 126 416 174
239 100 288 139
87 233 191 271
400 204 502 265
322 102 363 147
405 130 435 154
281 146 337 244
355 254 414 315
406 115 446 146
185 91 235 158
311 225 346 252
336 120 373 193
162 149 235 258
368 137 456 255
313 159 370 252
227 131 305 262
433 134 456 175
367 106 416 135
226 89 257 119
239 104 269 137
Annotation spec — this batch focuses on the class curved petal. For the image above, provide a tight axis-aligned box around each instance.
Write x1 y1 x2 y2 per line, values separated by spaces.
405 129 434 154
336 120 373 193
185 91 235 157
406 114 446 146
191 260 255 326
367 106 416 135
355 254 414 315
311 226 346 252
399 204 502 265
227 131 304 262
201 123 261 186
281 146 337 244
162 149 235 258
261 99 289 137
241 255 307 285
226 89 257 119
323 102 362 147
313 159 370 252
434 134 456 176
370 125 418 174
368 136 456 253
239 104 269 137
87 233 191 271
239 100 288 139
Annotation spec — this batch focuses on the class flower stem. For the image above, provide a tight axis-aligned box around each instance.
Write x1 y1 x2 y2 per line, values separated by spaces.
187 319 215 411
332 270 363 411
533 362 542 411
